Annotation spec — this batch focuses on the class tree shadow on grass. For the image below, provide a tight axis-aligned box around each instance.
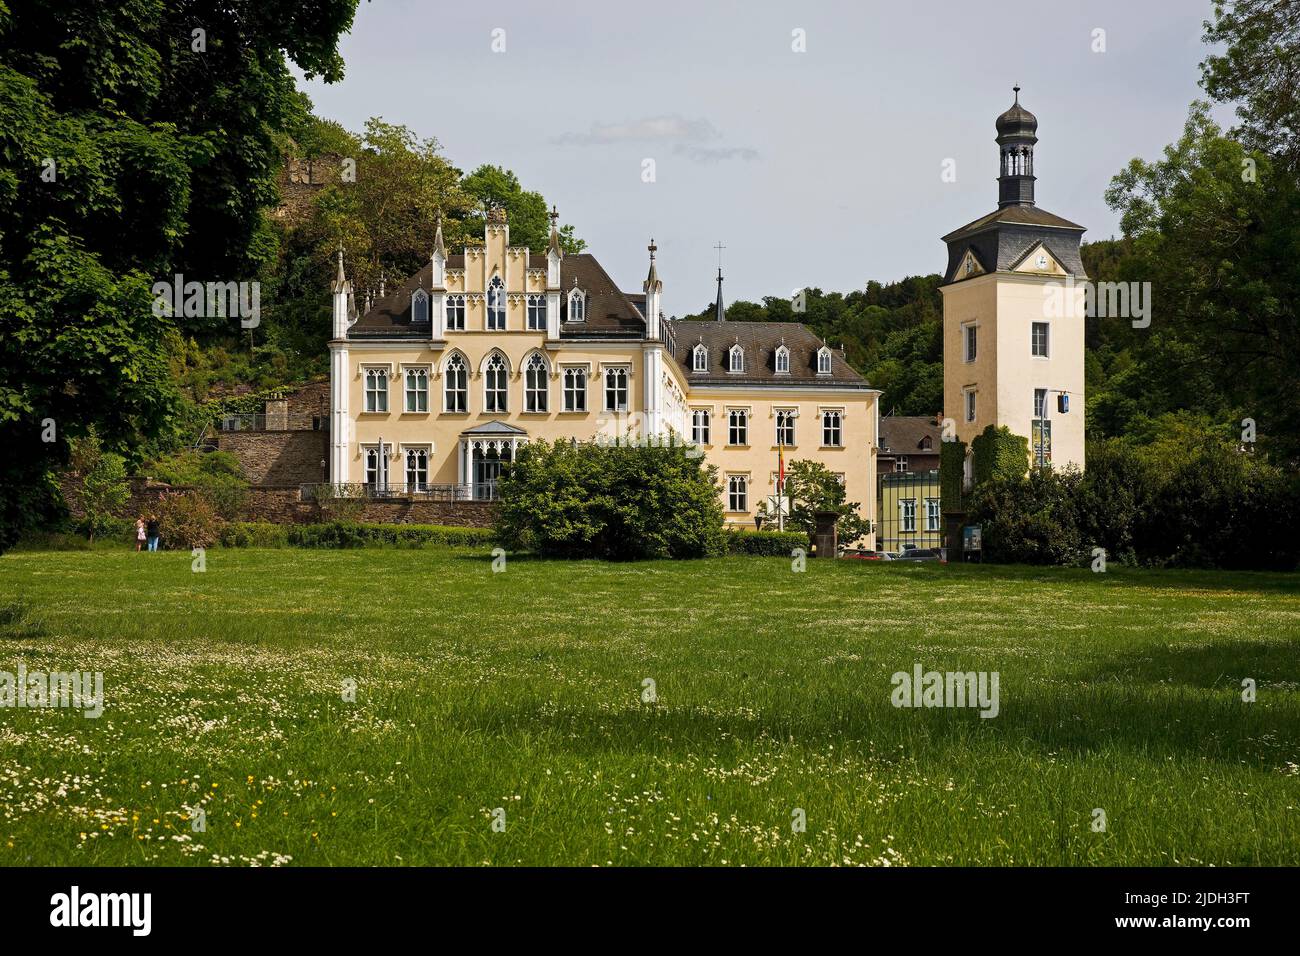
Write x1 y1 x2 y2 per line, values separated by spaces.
927 562 1300 596
1079 638 1300 691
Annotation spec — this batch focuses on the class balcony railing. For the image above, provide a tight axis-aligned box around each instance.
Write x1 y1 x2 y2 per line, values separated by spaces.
300 482 479 502
217 413 267 432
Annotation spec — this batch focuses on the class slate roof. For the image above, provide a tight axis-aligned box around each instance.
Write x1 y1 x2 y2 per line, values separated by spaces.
878 415 940 455
346 253 646 339
940 204 1087 285
665 320 870 388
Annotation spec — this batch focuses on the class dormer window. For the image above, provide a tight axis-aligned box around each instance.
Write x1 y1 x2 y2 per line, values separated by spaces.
567 287 586 322
728 344 744 374
411 288 429 324
817 347 832 375
774 345 790 374
692 344 708 372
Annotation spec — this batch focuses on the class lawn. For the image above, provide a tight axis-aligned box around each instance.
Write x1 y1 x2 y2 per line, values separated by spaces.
0 546 1297 866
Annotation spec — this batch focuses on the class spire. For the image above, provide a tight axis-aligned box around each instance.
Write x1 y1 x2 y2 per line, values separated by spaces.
433 211 446 259
644 238 661 291
547 204 562 257
714 267 725 322
996 85 1038 207
331 246 348 293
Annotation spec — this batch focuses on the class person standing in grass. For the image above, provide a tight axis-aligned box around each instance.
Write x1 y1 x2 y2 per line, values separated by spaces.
146 515 160 552
135 516 146 552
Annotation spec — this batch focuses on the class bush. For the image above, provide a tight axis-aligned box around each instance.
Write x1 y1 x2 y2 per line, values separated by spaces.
967 468 1087 565
154 492 224 549
970 425 1029 485
724 529 808 556
145 449 248 519
495 439 725 560
218 521 289 548
280 522 495 549
967 429 1300 570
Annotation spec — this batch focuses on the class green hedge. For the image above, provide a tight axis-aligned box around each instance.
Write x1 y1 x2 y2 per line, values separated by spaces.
971 425 1030 485
939 439 966 513
724 529 809 556
218 522 496 549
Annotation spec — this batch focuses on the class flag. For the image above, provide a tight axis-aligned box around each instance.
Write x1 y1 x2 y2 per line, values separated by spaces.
778 444 785 500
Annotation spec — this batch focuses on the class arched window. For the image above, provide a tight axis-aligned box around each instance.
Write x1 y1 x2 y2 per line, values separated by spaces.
692 344 707 372
728 344 744 373
774 345 790 374
486 276 506 330
817 347 832 375
444 353 468 412
567 287 586 323
484 353 508 413
525 353 548 412
411 289 429 324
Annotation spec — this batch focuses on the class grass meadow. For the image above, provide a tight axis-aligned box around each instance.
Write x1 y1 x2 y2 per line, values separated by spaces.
0 546 1297 866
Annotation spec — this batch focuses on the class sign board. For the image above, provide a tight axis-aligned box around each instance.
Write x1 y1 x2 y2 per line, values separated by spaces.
963 524 982 552
765 495 790 516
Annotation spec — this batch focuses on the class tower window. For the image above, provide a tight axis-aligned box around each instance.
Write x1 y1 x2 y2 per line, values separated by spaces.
963 323 977 363
964 388 977 424
1031 321 1050 357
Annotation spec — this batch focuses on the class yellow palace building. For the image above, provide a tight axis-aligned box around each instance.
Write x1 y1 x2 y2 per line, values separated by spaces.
327 206 881 539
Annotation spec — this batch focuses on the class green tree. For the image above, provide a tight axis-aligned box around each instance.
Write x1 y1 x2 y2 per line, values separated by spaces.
781 459 871 546
70 435 129 543
461 164 585 254
0 0 359 552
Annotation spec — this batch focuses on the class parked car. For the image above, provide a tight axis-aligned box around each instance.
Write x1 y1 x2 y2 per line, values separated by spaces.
841 548 893 561
895 547 942 562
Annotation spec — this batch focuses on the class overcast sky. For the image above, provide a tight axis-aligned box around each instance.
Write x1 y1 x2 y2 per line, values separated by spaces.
294 0 1229 315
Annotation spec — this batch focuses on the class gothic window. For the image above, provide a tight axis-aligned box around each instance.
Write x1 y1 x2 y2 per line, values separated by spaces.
486 276 506 330
822 409 843 447
446 295 466 331
364 367 388 413
775 409 796 446
568 287 586 322
692 344 708 372
411 289 429 324
563 367 587 412
728 408 748 446
691 409 710 445
405 448 429 492
727 475 748 513
404 367 428 413
484 353 508 412
774 345 790 374
604 366 628 412
526 294 546 331
817 347 833 375
525 353 548 413
728 344 744 373
444 354 468 412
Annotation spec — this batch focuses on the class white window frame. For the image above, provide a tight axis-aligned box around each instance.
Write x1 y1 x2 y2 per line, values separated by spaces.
691 408 710 446
900 497 917 534
362 444 389 490
403 444 432 492
964 387 976 424
822 409 843 448
692 344 708 372
567 287 586 323
963 322 977 363
562 366 587 412
817 346 833 376
403 366 429 413
727 408 749 447
894 456 909 473
925 497 941 532
526 294 546 331
775 408 796 447
775 345 790 374
443 353 468 413
446 294 466 331
486 276 506 331
727 474 749 513
363 366 389 413
603 365 629 413
728 344 744 374
524 353 549 413
1031 321 1050 358
484 353 509 413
